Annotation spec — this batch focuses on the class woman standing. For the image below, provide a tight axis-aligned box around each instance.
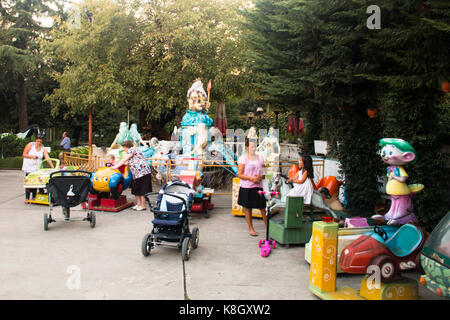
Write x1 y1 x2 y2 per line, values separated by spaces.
111 140 152 211
237 137 267 236
286 155 315 205
22 134 54 203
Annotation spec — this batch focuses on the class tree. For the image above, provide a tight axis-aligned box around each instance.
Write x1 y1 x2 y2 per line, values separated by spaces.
0 0 63 130
242 0 450 229
133 0 252 134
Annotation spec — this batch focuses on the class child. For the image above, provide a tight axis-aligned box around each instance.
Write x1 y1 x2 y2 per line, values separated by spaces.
106 154 117 167
58 152 66 170
286 155 314 205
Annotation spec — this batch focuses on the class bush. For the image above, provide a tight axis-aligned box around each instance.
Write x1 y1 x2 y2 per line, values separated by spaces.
0 134 32 158
0 156 23 169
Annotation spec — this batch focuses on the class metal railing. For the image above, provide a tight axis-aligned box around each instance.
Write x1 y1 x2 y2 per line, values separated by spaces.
63 152 325 195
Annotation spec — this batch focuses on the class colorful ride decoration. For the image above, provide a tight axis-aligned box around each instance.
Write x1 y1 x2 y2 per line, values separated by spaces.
180 79 213 158
305 224 400 273
420 212 450 298
269 196 328 246
24 158 78 205
287 164 299 178
255 127 280 179
179 162 214 218
109 122 133 149
372 138 423 225
86 166 134 212
339 224 428 282
90 166 132 198
309 220 420 300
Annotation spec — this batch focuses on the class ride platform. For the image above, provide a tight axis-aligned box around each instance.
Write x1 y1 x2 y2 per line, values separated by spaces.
82 194 134 212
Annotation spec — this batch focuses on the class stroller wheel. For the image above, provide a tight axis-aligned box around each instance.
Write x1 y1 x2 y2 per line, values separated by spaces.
89 212 96 228
191 227 199 249
43 213 49 231
182 237 192 261
141 233 153 257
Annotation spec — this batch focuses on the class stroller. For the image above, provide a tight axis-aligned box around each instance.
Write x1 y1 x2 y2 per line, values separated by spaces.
141 181 199 261
44 170 96 230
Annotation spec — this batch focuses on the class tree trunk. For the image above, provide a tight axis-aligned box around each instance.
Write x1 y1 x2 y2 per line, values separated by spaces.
72 125 81 147
18 75 28 131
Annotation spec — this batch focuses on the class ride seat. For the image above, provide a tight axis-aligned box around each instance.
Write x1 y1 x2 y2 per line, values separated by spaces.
385 224 423 257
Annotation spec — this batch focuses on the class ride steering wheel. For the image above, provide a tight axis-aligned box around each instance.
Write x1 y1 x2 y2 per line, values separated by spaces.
374 225 388 241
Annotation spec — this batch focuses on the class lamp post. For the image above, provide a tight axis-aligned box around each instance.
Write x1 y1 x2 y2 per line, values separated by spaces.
256 107 264 119
126 102 132 127
273 107 280 129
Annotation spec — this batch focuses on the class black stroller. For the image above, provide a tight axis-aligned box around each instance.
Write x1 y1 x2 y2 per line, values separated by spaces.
44 170 96 230
141 181 199 260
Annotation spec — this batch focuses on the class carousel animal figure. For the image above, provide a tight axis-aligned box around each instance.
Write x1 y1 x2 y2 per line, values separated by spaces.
256 127 280 178
269 172 340 220
247 126 258 142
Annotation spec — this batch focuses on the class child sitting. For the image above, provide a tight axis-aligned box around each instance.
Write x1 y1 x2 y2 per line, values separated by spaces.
59 152 67 170
105 154 117 167
286 155 315 205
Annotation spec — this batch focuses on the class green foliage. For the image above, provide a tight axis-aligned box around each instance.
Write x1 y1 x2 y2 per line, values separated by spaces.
242 0 450 229
0 156 23 169
0 134 31 158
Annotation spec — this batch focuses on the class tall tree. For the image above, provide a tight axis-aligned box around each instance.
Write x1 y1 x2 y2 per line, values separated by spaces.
0 0 63 130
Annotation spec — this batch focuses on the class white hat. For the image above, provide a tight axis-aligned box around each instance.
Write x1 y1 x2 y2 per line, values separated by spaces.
187 79 207 98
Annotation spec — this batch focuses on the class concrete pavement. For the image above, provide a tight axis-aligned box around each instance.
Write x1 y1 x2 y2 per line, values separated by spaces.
0 169 444 300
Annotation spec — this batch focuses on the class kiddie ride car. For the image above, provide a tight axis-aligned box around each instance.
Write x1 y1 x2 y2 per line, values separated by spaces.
309 220 427 300
85 165 134 212
339 224 428 282
24 158 78 205
419 211 450 298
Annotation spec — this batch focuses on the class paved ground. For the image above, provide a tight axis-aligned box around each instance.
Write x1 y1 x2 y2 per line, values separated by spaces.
0 169 445 300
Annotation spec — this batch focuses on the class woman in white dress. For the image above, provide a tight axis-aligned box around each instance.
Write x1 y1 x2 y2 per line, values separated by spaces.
22 134 53 202
286 155 314 205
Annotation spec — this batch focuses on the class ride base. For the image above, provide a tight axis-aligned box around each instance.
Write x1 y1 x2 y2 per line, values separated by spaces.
269 196 326 245
27 193 49 205
82 194 134 212
309 220 419 300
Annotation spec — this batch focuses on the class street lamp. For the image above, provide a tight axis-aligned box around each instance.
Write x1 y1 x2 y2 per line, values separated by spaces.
273 107 280 129
126 102 132 127
247 112 254 121
256 107 264 119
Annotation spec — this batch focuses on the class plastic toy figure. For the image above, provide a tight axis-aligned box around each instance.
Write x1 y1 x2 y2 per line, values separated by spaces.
372 138 423 225
181 79 213 128
90 166 133 198
110 122 133 149
130 123 148 147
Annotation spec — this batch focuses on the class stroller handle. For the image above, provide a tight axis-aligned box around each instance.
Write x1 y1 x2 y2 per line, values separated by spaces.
144 191 190 213
49 170 93 179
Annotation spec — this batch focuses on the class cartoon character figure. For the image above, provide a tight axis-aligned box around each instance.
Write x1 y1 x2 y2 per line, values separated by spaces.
187 78 210 113
372 138 423 225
